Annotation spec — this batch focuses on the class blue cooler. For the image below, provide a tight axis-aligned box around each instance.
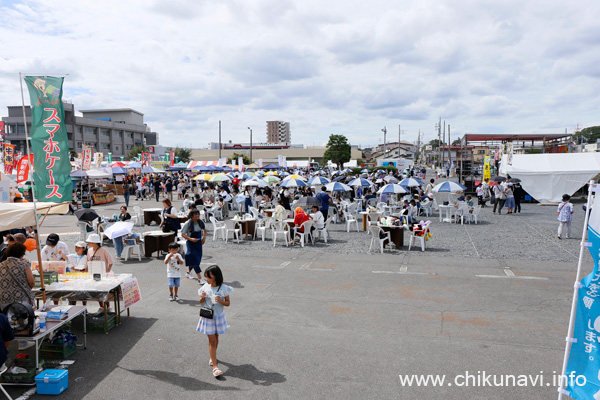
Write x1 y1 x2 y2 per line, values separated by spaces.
35 369 68 395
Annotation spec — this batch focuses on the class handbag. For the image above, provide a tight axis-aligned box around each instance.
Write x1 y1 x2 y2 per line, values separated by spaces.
199 284 221 319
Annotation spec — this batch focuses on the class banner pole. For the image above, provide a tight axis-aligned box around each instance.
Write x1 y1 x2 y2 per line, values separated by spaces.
19 72 46 303
558 180 595 399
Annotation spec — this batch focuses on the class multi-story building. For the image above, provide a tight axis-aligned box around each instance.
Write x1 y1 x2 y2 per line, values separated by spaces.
1 104 158 158
266 121 291 144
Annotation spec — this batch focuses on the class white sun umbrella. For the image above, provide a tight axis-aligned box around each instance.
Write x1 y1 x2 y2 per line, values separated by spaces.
283 174 306 181
376 184 409 194
432 180 467 204
102 221 134 240
383 175 399 184
399 177 425 187
262 175 280 184
210 173 231 183
324 182 352 192
242 177 267 188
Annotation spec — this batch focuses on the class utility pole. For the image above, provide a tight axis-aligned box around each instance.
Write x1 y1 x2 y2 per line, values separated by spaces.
247 127 253 162
442 120 446 173
218 120 222 159
437 117 441 169
448 124 451 177
382 126 387 158
417 129 421 163
398 124 401 158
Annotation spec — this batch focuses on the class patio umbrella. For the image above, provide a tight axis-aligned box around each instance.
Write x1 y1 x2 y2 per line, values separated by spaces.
333 176 345 182
343 168 353 174
490 176 506 182
74 208 100 222
262 176 280 184
265 171 278 176
377 184 409 194
307 177 331 185
375 178 384 184
348 178 374 188
240 172 255 180
210 173 231 183
399 178 424 187
383 176 399 184
294 197 321 208
507 178 521 183
361 169 370 173
193 174 213 181
324 182 352 192
102 221 134 240
432 181 467 193
280 178 307 188
283 174 306 181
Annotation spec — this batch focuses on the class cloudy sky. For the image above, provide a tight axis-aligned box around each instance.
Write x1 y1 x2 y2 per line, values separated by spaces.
1 0 598 149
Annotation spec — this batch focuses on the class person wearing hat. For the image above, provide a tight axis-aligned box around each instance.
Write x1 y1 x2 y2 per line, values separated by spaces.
557 194 574 239
41 233 69 262
86 234 114 273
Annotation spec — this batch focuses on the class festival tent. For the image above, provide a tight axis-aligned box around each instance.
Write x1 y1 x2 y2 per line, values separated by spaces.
112 167 127 175
261 163 280 170
70 169 88 178
499 153 600 203
142 166 166 174
0 201 70 230
86 167 113 179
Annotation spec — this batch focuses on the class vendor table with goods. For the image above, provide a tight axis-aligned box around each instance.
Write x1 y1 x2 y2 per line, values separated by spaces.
33 273 141 334
1 306 87 384
378 223 404 249
143 230 176 258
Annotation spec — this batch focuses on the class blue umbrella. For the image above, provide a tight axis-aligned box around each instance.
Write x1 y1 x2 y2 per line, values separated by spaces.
399 178 425 187
376 184 409 194
432 181 467 193
307 177 331 185
361 169 370 173
348 178 374 188
280 178 307 188
324 182 352 192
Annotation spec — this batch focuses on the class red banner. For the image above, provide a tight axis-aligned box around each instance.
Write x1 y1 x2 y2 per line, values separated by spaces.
4 144 15 174
141 152 150 167
17 154 34 184
82 145 93 170
169 151 175 167
0 121 5 135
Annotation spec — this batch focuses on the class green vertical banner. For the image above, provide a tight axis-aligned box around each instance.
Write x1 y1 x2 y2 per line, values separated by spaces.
24 76 73 202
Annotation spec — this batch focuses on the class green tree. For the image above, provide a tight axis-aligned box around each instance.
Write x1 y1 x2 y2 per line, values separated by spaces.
323 134 351 169
226 153 251 165
167 147 192 163
126 144 146 161
573 126 600 144
428 139 446 149
452 139 462 146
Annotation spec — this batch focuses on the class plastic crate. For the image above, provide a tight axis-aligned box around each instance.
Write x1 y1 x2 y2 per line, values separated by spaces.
35 369 68 395
87 312 116 333
34 271 58 286
40 340 77 359
0 361 36 384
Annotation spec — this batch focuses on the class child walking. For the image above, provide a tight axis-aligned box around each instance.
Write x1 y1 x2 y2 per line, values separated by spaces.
197 265 233 378
557 194 574 239
164 242 184 301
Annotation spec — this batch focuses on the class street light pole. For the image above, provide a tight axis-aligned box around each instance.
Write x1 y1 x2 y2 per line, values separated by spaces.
382 126 387 158
247 127 252 162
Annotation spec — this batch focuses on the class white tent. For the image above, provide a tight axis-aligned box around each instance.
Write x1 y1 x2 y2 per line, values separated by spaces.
86 167 113 179
0 173 17 203
500 153 600 203
0 202 70 230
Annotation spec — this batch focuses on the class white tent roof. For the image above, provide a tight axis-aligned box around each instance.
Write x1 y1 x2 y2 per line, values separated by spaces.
500 153 600 203
0 202 70 231
86 167 113 179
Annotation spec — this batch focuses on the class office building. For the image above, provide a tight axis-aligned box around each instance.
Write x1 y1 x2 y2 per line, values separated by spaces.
266 121 291 144
1 104 158 158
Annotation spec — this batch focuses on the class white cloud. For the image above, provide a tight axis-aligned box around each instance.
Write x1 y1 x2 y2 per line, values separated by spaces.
1 0 600 149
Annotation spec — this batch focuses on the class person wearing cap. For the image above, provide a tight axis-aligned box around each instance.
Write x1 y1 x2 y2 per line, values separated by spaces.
67 241 88 271
0 233 27 262
557 194 574 239
41 233 69 262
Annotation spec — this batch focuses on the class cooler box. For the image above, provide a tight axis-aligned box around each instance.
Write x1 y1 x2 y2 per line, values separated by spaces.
35 369 68 395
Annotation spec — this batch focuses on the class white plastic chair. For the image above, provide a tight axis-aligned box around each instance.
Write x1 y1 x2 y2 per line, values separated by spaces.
408 230 427 252
123 239 144 261
225 220 242 243
366 213 381 231
421 201 433 217
0 364 13 400
209 216 226 240
77 221 90 241
255 217 272 241
316 217 333 243
368 225 391 254
133 206 143 226
342 210 359 232
293 220 314 247
272 220 291 247
469 206 481 224
454 204 469 225
249 206 260 219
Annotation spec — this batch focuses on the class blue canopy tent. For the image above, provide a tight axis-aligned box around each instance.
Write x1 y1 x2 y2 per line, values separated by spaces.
127 162 142 168
261 163 280 170
70 169 88 178
112 166 127 175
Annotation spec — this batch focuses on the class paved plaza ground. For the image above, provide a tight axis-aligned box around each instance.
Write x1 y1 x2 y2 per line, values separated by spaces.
3 191 589 399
